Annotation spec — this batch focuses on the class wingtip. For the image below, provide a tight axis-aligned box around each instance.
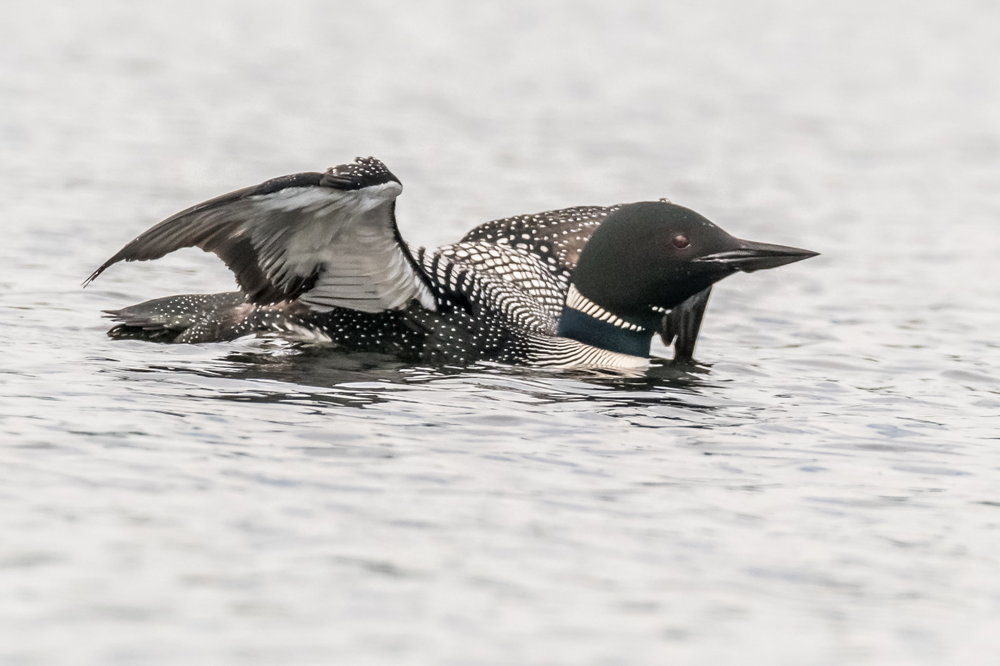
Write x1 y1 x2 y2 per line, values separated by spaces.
82 262 111 288
82 269 101 288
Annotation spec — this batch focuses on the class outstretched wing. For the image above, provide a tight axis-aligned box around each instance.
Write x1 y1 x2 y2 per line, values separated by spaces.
463 203 712 360
85 157 436 314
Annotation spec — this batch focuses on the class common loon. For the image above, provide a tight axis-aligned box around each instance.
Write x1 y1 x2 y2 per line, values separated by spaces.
85 157 817 370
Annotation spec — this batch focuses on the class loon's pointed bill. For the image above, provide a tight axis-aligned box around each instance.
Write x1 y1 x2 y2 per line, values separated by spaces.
693 238 819 273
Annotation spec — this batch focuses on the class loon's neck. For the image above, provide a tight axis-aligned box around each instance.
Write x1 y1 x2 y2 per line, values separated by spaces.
557 285 657 358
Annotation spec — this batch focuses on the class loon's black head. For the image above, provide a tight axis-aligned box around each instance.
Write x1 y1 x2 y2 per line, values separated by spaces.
560 201 817 356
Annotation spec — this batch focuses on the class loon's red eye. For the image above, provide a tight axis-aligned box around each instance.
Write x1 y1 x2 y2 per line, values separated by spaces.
672 234 690 249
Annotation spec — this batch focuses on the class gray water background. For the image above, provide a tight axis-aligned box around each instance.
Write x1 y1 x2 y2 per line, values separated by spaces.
2 1 999 664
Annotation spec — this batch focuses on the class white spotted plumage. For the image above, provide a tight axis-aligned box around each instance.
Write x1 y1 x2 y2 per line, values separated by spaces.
96 158 667 370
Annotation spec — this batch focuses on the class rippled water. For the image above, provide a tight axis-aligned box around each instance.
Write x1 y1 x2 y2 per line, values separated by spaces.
3 1 999 664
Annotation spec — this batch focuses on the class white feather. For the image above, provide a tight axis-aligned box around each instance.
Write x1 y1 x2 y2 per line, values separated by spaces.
244 182 433 313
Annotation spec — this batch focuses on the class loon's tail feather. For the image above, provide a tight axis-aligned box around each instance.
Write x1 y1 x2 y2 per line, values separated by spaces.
105 291 256 343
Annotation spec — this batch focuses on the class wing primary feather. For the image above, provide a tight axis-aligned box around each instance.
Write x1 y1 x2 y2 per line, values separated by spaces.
83 173 325 287
85 159 440 318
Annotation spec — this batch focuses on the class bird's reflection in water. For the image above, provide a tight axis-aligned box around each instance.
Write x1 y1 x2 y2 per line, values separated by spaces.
128 342 721 415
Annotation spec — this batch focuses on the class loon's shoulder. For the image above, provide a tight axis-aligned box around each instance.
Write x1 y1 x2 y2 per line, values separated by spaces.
462 204 622 279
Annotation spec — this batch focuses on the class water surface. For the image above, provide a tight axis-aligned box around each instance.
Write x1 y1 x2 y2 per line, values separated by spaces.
2 1 999 664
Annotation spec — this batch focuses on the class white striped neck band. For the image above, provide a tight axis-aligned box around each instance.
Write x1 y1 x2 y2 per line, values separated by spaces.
564 285 651 333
